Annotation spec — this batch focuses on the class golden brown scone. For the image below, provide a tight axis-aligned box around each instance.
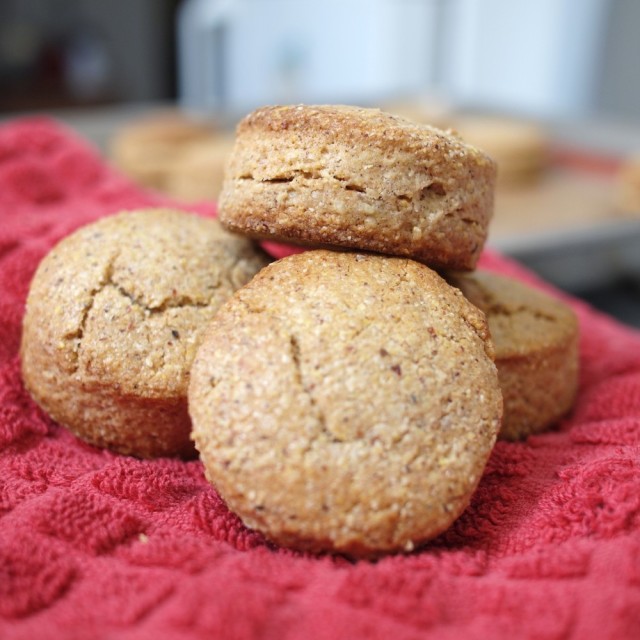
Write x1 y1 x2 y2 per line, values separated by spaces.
189 250 503 557
218 105 497 271
20 208 270 458
446 271 579 440
615 155 640 214
451 116 549 186
380 96 453 130
109 111 216 191
165 136 235 202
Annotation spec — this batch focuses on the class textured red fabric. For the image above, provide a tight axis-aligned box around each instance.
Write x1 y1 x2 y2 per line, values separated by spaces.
1 118 640 640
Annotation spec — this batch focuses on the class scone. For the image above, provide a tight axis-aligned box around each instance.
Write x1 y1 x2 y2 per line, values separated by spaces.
451 116 549 186
218 105 497 271
380 96 453 130
615 155 640 214
20 208 270 458
189 250 503 557
165 136 235 202
446 271 579 440
109 111 216 192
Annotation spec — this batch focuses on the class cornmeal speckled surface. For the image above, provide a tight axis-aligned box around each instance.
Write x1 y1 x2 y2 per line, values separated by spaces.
189 250 503 557
20 208 270 458
219 105 496 271
448 270 579 440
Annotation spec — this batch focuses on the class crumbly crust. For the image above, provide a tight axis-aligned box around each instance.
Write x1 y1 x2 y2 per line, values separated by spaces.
447 271 579 440
218 105 496 271
189 250 502 557
20 208 270 458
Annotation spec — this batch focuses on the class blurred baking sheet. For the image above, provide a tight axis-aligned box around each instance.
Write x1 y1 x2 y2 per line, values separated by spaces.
489 148 640 292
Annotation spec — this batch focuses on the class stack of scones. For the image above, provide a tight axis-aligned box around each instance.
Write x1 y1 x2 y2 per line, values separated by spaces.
21 105 578 558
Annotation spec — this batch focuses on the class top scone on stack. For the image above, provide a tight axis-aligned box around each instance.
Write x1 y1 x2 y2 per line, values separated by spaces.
188 105 579 557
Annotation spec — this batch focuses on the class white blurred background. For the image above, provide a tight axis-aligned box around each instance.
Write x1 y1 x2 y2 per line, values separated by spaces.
0 0 638 122
177 0 616 120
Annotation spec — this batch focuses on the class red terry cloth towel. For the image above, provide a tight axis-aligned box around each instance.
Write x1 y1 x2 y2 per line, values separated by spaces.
1 118 640 640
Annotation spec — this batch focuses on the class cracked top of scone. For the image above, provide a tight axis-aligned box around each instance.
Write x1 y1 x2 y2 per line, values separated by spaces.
189 250 503 557
219 104 497 271
21 208 270 400
445 270 579 358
